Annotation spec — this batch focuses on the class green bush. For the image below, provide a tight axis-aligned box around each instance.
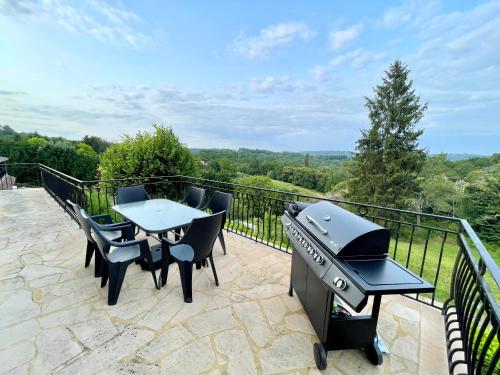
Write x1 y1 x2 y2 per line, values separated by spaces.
99 124 199 180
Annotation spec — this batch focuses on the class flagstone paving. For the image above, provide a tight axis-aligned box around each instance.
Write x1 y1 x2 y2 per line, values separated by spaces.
0 188 448 374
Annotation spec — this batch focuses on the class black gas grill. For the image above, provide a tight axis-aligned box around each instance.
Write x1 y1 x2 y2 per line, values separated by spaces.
282 201 434 370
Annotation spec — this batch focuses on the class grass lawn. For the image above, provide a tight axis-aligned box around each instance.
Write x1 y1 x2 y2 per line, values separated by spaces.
391 235 500 304
267 179 324 197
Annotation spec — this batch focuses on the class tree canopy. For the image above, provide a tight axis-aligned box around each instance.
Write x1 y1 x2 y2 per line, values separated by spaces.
99 125 199 180
348 60 427 208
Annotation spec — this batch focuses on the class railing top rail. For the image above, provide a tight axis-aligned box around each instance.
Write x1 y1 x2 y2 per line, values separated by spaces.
460 219 500 287
80 175 182 185
0 163 472 223
38 164 85 185
178 176 464 222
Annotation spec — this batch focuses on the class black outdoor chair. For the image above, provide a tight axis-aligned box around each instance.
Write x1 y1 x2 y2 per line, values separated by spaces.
202 191 233 255
160 212 224 303
85 210 159 305
180 186 206 209
116 185 150 234
67 199 130 278
116 185 150 204
173 186 206 240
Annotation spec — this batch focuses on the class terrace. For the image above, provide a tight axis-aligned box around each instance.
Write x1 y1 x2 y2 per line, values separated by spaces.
1 164 499 374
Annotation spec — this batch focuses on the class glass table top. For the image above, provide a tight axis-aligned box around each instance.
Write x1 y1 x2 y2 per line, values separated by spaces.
112 199 208 233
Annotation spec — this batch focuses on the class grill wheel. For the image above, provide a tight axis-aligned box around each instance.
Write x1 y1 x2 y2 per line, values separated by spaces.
365 340 383 365
313 342 328 370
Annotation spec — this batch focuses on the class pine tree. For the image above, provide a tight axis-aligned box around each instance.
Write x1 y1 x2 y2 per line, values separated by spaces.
348 60 427 208
304 153 310 167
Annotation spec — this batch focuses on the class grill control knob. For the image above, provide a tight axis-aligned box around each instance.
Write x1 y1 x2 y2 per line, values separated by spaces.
307 246 314 254
315 256 324 265
333 277 347 290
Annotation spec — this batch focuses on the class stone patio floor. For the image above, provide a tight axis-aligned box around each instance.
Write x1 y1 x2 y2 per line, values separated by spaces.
0 189 448 374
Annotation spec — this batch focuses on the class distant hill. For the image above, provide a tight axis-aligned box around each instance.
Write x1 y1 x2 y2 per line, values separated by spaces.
192 148 491 162
433 153 489 161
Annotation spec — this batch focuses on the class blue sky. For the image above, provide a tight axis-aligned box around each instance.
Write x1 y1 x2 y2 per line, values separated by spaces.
0 0 499 154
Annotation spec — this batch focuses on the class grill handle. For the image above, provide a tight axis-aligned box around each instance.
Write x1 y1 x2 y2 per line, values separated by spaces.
306 215 328 235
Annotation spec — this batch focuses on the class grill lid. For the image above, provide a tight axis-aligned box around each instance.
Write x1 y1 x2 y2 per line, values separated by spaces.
296 201 390 257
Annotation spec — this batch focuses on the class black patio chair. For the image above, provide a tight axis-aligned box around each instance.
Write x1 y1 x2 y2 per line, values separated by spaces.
202 191 233 255
116 185 150 235
180 186 206 209
85 210 159 305
116 185 150 204
67 199 131 278
160 212 224 303
173 186 206 240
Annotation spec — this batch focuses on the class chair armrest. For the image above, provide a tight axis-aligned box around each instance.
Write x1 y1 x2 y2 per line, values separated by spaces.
106 237 149 249
161 236 179 246
90 213 113 224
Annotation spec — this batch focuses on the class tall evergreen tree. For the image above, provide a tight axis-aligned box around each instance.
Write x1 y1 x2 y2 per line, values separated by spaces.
348 60 427 208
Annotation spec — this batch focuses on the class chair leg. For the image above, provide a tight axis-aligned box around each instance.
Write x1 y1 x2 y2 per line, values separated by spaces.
100 262 109 288
218 231 226 255
160 248 170 288
195 261 202 270
144 252 159 290
85 241 94 267
178 261 193 303
94 249 103 278
107 262 128 305
208 255 219 286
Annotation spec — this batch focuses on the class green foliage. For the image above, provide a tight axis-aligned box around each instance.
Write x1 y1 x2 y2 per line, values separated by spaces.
99 124 200 180
82 135 111 154
201 158 238 182
348 60 427 208
0 127 99 180
238 175 274 189
463 164 500 243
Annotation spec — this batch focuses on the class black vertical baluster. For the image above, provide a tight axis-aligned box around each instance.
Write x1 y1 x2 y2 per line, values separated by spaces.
431 231 448 305
273 200 278 248
475 324 496 374
469 305 487 371
267 199 272 246
104 187 110 215
255 193 261 242
393 221 401 260
419 228 432 277
405 225 416 269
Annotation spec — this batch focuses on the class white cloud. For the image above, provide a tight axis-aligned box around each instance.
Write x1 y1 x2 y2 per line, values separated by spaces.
326 48 385 70
249 76 313 94
233 22 316 59
0 0 159 49
90 0 140 24
379 0 439 28
329 23 363 50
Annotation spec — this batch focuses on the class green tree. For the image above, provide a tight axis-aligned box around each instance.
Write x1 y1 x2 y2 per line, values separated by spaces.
74 143 99 180
462 165 500 243
348 60 427 208
82 135 111 154
99 124 199 180
304 153 310 167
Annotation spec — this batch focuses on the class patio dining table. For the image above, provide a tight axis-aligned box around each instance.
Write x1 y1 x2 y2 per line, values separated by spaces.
112 198 208 269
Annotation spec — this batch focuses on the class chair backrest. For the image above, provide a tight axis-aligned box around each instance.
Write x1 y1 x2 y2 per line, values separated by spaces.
66 199 93 242
206 191 233 225
83 211 111 261
183 186 206 208
117 185 150 204
180 212 224 262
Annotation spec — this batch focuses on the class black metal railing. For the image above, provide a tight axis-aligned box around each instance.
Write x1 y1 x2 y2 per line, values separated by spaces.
2 163 498 374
